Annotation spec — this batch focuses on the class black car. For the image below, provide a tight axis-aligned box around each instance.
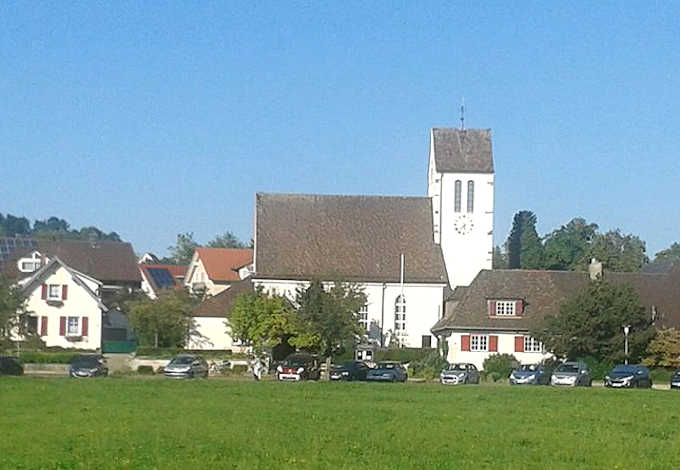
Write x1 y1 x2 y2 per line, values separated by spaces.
330 360 370 381
604 364 652 389
366 361 408 383
69 354 109 378
671 370 680 390
0 356 24 376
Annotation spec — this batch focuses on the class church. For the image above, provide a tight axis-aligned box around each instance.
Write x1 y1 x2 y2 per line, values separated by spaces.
251 127 495 349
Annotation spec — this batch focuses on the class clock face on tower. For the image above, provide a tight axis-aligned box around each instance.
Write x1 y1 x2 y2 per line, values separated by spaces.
454 214 474 235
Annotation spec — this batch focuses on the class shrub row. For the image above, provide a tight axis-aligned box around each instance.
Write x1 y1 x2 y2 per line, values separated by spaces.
14 352 78 364
135 347 247 359
375 347 436 364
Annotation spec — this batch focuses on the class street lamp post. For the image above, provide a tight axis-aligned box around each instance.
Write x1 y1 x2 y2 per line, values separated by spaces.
623 325 631 365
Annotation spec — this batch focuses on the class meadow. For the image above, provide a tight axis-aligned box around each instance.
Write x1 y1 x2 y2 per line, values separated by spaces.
1 377 678 469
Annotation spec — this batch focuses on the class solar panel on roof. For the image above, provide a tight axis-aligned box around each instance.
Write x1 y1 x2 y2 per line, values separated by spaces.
147 268 175 290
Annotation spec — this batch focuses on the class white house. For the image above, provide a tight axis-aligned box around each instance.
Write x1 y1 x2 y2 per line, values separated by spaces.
184 247 253 297
21 257 107 350
431 261 680 370
139 264 187 299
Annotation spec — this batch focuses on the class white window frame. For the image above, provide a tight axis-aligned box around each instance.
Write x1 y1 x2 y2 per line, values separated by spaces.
470 334 488 352
47 284 62 300
18 252 42 273
394 295 406 333
524 336 543 353
357 304 369 332
66 316 80 336
495 301 516 316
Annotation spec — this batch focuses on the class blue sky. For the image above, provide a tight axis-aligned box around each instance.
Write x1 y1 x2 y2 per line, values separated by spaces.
1 1 678 258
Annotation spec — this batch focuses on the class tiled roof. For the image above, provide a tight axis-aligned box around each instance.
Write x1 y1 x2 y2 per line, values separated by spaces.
255 193 448 284
432 128 494 174
139 264 184 295
195 248 253 282
0 238 141 284
193 278 253 318
433 268 680 332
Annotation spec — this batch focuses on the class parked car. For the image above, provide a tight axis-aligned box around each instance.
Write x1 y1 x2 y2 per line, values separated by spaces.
550 362 592 387
366 361 408 383
671 370 680 390
68 354 109 378
604 364 652 389
509 364 550 385
330 360 370 381
276 354 321 381
0 356 24 376
440 363 480 385
163 354 208 379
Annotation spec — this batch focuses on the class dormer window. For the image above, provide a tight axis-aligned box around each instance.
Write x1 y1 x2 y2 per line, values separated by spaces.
489 299 524 317
18 251 43 273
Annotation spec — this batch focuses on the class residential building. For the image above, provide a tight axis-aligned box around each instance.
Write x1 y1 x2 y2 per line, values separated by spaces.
139 264 187 299
184 247 253 297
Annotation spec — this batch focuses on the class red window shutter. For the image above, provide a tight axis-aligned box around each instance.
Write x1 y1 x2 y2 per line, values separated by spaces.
41 317 48 336
489 335 498 352
516 300 523 316
489 300 497 316
514 336 525 352
41 284 47 300
62 285 68 300
59 317 66 336
81 317 89 337
461 335 471 351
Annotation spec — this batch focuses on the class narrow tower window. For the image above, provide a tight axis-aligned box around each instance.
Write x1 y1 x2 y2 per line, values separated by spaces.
454 180 462 212
394 295 406 332
467 180 474 213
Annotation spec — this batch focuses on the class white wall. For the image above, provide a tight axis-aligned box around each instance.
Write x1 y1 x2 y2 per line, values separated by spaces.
438 172 494 288
187 316 248 352
185 257 228 297
444 331 552 370
24 266 103 350
253 279 445 348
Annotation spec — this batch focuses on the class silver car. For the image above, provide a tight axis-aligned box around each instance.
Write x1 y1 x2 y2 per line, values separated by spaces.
550 362 592 387
164 354 209 379
440 363 480 385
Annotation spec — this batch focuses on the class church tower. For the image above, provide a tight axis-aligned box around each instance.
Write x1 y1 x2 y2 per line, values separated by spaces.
427 128 494 288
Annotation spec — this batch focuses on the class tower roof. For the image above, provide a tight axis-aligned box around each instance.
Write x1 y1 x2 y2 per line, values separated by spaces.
432 128 494 174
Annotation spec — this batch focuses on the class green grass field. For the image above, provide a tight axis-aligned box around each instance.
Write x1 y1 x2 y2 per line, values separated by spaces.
1 377 679 469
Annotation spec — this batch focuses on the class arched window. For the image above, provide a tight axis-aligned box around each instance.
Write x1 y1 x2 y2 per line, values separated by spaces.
394 295 406 332
454 180 462 212
467 180 474 213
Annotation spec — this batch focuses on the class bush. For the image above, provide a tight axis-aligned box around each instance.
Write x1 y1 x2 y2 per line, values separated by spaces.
650 368 674 384
576 356 614 380
16 352 78 364
227 364 249 376
135 347 237 359
375 348 435 364
482 354 518 381
408 350 448 379
136 365 155 375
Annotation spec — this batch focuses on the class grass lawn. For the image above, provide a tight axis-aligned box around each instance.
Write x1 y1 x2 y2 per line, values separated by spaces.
1 377 679 469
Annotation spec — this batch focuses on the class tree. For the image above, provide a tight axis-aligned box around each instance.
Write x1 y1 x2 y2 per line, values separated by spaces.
643 329 680 368
581 230 648 272
0 276 29 347
167 232 198 265
646 242 680 272
227 288 299 353
506 210 544 269
207 231 247 249
543 218 598 270
292 280 367 358
125 290 196 348
532 280 655 364
492 245 508 269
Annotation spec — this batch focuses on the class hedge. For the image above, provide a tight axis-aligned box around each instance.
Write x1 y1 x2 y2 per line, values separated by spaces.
135 347 245 359
14 352 79 364
375 347 435 364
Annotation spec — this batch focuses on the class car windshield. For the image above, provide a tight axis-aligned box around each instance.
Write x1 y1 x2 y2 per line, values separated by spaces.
519 365 538 371
556 364 580 373
612 365 637 374
377 362 396 369
446 364 467 371
170 356 194 365
283 357 308 367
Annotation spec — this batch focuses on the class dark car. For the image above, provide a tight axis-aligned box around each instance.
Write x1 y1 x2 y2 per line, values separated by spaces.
604 364 652 389
510 364 550 385
671 370 680 390
276 354 321 381
440 363 480 385
330 360 370 381
68 354 109 378
550 362 592 387
366 361 408 383
163 354 208 379
0 356 24 376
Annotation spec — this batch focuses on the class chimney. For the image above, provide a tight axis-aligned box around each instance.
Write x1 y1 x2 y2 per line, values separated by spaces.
589 258 603 281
